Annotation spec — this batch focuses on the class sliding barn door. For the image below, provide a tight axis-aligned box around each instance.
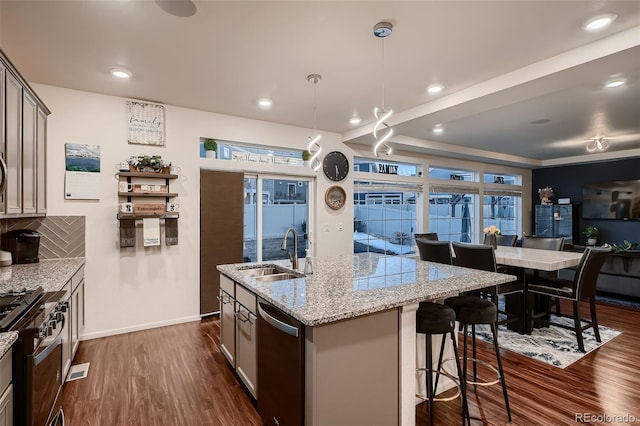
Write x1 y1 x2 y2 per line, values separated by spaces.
200 170 244 315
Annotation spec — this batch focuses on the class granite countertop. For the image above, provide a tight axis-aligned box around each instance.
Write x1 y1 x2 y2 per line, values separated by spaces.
0 258 86 294
0 331 18 357
218 252 516 327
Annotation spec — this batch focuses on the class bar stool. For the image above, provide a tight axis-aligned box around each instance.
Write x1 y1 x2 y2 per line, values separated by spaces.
416 302 469 425
443 295 511 422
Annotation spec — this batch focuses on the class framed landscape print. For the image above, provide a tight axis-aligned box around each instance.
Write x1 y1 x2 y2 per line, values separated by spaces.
127 100 166 146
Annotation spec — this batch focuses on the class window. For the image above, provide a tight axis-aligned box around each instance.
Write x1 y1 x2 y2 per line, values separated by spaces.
201 138 305 166
243 175 310 263
354 180 422 255
353 157 419 177
483 189 522 238
428 185 478 243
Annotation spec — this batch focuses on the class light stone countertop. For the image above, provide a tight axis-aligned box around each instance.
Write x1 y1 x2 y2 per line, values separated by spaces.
0 331 18 357
0 258 86 294
218 252 516 327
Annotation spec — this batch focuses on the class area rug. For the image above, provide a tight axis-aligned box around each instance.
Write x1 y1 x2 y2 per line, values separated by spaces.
473 317 622 369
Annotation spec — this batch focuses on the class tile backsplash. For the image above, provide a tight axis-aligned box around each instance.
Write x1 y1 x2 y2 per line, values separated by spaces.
0 216 85 259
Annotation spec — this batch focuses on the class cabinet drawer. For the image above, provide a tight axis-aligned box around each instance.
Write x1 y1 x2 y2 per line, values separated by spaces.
235 284 256 314
220 274 234 296
0 348 11 395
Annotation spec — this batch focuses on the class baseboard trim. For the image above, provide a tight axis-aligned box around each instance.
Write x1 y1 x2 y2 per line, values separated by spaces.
80 315 202 341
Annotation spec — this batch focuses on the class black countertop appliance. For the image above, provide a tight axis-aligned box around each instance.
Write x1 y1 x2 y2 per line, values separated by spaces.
1 229 41 264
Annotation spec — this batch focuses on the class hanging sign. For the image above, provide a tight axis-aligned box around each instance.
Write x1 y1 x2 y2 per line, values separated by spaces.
127 100 166 146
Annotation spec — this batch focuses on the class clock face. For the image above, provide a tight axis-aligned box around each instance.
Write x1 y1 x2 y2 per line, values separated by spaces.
322 151 349 182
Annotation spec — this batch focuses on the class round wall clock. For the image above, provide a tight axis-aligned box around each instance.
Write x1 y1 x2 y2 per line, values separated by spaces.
325 185 346 210
322 151 349 182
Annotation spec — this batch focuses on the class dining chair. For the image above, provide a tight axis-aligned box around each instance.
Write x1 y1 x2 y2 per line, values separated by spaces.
451 242 524 329
414 232 439 241
416 240 452 265
522 236 564 251
527 246 611 352
483 234 517 247
522 235 565 315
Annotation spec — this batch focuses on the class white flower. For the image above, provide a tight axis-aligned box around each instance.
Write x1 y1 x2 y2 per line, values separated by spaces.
484 225 500 234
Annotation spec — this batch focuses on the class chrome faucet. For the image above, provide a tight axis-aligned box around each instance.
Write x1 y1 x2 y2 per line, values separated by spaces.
280 228 299 271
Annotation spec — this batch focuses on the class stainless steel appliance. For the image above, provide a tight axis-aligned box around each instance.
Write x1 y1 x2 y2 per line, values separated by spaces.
0 287 68 425
257 299 304 426
1 229 41 264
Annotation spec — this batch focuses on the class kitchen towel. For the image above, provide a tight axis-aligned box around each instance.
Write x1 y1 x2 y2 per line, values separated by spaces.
119 219 136 247
143 218 160 247
165 218 178 246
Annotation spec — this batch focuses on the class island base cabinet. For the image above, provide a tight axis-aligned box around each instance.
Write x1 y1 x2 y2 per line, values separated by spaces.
0 349 12 426
219 275 236 366
304 309 399 426
235 285 257 399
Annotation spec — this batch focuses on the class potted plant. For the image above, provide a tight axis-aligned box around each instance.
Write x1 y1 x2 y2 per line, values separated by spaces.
128 155 167 173
582 226 599 245
302 150 311 166
203 138 218 159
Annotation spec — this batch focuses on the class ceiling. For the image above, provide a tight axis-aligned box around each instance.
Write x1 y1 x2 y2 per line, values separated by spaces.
1 0 639 168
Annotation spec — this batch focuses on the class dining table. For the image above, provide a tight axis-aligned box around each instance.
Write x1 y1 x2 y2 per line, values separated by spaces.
494 246 584 334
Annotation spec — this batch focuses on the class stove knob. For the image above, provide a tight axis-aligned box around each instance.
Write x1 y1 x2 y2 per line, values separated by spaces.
46 325 53 336
56 312 64 321
59 302 68 313
48 319 56 330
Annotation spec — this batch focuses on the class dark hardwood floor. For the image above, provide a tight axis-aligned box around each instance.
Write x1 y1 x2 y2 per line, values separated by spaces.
61 300 640 425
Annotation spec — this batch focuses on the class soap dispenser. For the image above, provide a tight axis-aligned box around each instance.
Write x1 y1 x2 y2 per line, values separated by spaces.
303 249 313 275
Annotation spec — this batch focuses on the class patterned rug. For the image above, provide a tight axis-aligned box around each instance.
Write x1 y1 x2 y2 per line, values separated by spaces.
474 316 622 369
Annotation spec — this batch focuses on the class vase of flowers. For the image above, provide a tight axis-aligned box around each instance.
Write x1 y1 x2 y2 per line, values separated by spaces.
483 225 501 249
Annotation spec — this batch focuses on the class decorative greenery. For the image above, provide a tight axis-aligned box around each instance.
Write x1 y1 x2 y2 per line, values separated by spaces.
302 150 311 161
483 225 501 235
128 155 166 172
612 240 638 252
582 226 599 239
538 186 554 203
203 138 218 151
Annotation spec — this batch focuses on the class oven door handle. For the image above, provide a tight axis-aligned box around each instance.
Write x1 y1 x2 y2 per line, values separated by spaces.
34 317 65 366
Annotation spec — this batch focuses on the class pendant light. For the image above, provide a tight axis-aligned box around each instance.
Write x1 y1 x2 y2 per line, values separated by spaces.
307 73 323 171
373 21 393 157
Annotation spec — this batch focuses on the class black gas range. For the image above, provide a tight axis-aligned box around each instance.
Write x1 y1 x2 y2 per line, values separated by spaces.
0 286 68 426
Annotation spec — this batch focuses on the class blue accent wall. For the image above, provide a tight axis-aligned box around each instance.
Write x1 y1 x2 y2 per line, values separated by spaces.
532 158 640 246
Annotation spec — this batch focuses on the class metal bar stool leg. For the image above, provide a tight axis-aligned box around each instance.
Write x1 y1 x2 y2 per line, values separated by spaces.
450 331 470 426
491 322 512 422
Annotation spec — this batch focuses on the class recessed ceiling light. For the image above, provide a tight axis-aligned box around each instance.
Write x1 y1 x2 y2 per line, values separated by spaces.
111 69 132 79
258 98 273 108
582 14 617 32
432 125 444 134
349 116 362 125
427 84 444 94
604 78 626 88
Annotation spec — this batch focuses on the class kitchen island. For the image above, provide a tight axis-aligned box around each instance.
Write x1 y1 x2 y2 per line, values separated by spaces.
218 252 515 426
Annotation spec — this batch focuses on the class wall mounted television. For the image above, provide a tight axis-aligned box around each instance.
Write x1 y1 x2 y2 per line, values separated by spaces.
582 180 640 220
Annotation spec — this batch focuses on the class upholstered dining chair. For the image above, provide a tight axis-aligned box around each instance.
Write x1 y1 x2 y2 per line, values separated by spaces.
527 246 611 352
522 235 566 314
451 242 524 329
522 236 565 251
414 232 439 241
483 234 518 247
416 240 452 265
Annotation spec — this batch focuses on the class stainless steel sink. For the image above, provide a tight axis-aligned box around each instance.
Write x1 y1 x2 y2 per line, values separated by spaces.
239 264 290 277
253 272 303 282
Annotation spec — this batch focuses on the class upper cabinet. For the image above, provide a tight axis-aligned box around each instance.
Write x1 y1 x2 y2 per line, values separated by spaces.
0 49 50 218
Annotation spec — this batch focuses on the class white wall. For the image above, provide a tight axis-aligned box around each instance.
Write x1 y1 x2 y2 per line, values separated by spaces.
34 83 355 339
34 83 531 340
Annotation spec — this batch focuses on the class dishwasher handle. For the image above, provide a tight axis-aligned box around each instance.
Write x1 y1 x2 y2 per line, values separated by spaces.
258 302 299 338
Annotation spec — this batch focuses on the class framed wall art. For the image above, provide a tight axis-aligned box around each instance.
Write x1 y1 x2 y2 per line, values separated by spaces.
127 100 166 146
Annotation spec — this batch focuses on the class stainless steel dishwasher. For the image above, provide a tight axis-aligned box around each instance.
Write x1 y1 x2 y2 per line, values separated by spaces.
257 298 305 426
